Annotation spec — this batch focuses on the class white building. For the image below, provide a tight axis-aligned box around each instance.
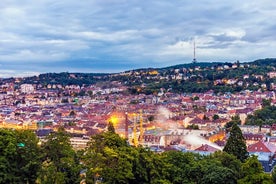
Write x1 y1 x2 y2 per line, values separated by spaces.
20 84 35 94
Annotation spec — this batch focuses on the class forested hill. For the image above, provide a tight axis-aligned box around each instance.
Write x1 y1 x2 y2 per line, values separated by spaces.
121 58 276 94
1 58 276 94
160 58 276 70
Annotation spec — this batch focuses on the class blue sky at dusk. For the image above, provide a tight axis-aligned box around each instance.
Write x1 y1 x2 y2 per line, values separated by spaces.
1 0 276 77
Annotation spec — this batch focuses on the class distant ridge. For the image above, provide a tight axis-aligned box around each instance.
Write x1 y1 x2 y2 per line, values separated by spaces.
1 58 276 94
159 58 276 71
0 58 276 80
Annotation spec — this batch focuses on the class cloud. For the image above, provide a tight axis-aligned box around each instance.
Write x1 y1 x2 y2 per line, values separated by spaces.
0 49 68 62
0 0 276 76
0 70 40 78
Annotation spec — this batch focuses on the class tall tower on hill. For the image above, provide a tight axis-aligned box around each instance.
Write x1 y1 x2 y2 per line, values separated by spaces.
192 40 197 64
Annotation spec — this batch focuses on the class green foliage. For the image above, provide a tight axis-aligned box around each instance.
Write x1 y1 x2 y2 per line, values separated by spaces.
262 98 272 107
200 163 236 184
162 151 200 183
272 167 276 183
225 115 242 133
138 59 276 94
245 104 276 126
83 132 133 184
20 72 105 86
0 129 41 184
238 156 273 184
211 151 242 179
0 127 274 183
107 122 116 133
223 123 249 162
191 96 200 101
187 124 199 130
39 127 81 184
0 129 17 183
213 114 219 120
14 130 42 183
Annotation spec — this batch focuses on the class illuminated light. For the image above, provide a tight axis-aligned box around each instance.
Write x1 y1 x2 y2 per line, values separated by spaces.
108 116 119 125
147 126 156 130
149 70 158 75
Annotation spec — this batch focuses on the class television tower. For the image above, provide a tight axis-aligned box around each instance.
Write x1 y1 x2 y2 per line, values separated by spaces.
192 40 197 64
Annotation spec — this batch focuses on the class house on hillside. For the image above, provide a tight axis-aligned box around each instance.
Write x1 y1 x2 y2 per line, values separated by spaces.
247 140 276 172
243 133 264 145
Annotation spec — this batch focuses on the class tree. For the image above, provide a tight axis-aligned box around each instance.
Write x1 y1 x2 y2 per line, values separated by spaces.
187 124 199 130
0 129 18 183
211 151 242 180
14 130 42 183
200 164 236 184
107 121 116 133
39 127 80 184
213 114 219 120
191 96 199 101
83 131 134 184
224 115 241 133
131 147 158 184
245 105 276 126
223 123 248 162
272 166 276 183
262 98 272 108
238 156 273 183
0 129 42 184
144 152 172 184
162 151 200 184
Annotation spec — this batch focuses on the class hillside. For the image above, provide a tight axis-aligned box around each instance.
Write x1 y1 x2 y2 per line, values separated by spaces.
1 58 276 94
109 58 276 94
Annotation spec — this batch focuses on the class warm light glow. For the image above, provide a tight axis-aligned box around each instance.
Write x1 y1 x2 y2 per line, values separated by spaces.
108 116 119 125
147 126 156 130
149 70 158 75
37 141 42 146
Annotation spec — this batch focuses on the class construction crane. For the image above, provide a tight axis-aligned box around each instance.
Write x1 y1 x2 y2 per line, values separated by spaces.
130 110 144 147
133 117 138 147
139 109 144 144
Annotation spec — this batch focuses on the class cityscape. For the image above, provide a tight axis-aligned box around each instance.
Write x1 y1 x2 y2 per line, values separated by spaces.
1 0 276 183
1 60 276 183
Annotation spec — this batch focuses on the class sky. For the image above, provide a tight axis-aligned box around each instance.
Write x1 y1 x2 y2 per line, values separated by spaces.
1 0 276 77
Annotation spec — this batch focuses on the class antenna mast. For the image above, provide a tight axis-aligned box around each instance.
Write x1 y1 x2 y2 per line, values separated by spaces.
192 40 197 63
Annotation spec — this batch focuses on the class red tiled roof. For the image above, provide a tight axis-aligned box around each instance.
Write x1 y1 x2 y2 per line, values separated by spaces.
194 144 219 152
247 141 276 153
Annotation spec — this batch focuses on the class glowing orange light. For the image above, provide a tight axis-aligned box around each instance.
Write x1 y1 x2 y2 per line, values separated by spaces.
108 116 119 125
